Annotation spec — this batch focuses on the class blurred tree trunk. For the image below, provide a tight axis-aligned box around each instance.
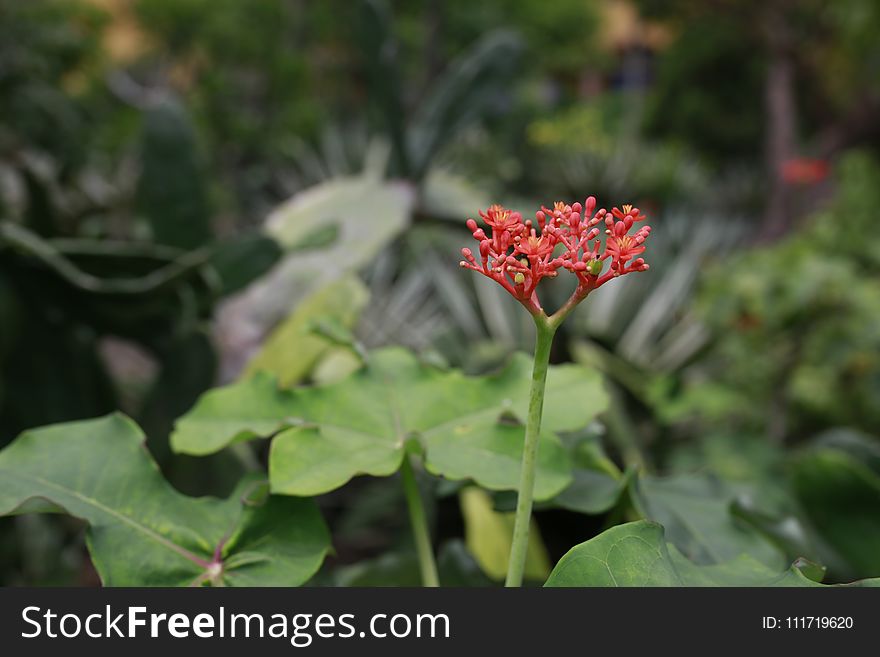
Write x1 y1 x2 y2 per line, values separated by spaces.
760 5 797 242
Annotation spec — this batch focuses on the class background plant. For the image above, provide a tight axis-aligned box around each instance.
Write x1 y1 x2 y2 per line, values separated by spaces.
1 0 879 588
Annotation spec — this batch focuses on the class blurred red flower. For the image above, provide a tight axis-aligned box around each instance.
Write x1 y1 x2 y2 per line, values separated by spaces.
781 158 830 185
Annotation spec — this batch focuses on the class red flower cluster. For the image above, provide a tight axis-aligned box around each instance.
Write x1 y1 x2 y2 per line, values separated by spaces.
459 198 651 316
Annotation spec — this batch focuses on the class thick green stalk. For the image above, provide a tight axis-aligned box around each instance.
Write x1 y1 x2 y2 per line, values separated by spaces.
401 453 440 587
505 316 556 587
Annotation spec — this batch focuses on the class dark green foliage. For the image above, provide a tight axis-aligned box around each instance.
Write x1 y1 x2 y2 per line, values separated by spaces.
0 221 281 445
356 0 525 181
643 18 765 162
207 234 284 297
136 100 212 249
790 436 880 580
0 0 106 170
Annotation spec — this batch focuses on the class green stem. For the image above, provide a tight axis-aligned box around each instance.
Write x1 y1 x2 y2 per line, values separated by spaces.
401 453 440 587
505 315 556 587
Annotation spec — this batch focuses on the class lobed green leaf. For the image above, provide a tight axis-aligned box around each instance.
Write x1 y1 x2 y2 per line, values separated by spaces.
0 414 330 586
545 521 880 587
172 348 609 499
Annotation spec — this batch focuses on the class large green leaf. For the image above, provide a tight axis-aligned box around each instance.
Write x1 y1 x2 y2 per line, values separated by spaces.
170 373 298 457
637 474 785 568
0 414 329 586
265 176 411 257
257 173 409 327
551 428 632 515
546 521 680 586
545 521 880 587
173 348 609 499
554 468 633 515
215 175 412 374
790 447 880 578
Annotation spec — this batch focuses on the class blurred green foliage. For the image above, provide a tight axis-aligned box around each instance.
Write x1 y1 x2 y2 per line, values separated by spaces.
136 101 212 249
642 17 764 162
133 0 347 212
0 0 108 174
655 152 880 440
394 0 603 80
0 0 282 455
636 0 880 162
2 0 880 587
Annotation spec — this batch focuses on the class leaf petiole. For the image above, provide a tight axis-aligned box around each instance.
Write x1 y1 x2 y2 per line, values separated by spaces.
400 452 440 587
